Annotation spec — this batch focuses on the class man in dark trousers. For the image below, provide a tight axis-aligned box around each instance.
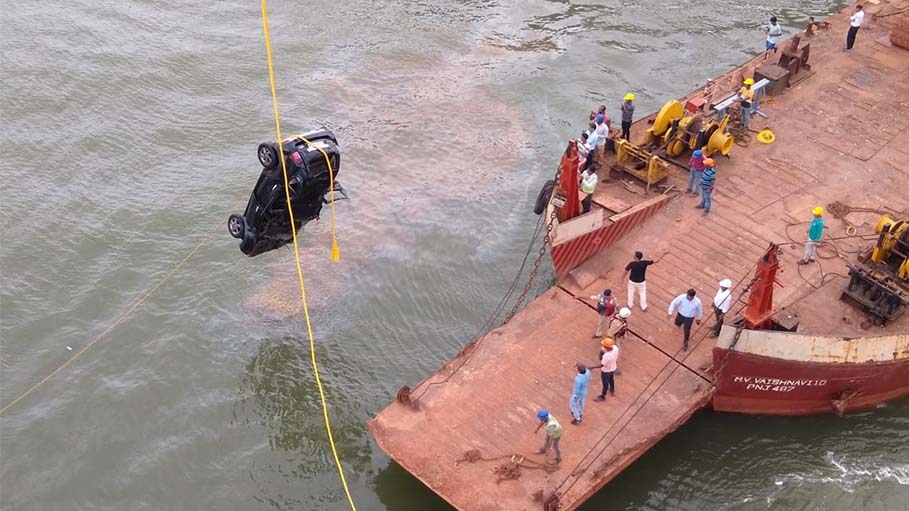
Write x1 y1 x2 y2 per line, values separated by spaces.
846 4 864 51
667 288 703 351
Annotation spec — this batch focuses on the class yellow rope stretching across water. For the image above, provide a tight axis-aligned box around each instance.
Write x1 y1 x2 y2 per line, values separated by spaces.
260 1 355 509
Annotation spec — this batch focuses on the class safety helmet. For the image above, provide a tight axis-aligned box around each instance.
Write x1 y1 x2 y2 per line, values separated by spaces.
693 149 703 158
537 409 549 420
704 158 715 167
812 206 824 216
596 114 605 123
719 278 732 288
744 78 755 85
624 93 634 101
601 338 616 349
619 307 631 318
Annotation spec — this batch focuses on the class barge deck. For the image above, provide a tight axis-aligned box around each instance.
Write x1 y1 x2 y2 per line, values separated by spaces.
369 5 909 510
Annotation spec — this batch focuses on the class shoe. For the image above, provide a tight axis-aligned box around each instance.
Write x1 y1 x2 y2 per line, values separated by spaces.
537 449 546 455
571 418 580 425
703 210 709 215
549 459 561 465
594 396 606 402
641 306 647 311
682 344 689 352
695 204 704 209
797 259 810 265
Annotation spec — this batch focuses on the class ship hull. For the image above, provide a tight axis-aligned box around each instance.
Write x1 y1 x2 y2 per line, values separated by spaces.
712 329 909 416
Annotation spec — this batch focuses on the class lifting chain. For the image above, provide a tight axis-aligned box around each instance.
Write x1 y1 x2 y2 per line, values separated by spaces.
827 201 896 236
504 167 562 324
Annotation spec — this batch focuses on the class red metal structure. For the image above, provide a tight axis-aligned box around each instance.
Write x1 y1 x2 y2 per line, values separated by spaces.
556 140 580 222
741 244 780 330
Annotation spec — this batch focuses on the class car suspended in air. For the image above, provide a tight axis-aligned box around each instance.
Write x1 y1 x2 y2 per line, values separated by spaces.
228 129 344 257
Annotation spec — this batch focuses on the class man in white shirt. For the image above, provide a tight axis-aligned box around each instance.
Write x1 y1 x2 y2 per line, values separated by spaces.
710 279 733 337
765 16 783 50
846 4 864 51
668 289 703 351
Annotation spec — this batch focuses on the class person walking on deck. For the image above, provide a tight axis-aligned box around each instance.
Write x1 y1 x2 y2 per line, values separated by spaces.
765 16 783 50
668 289 703 351
590 289 617 338
687 149 706 195
593 338 618 401
620 93 635 140
569 363 591 425
696 158 716 215
799 207 825 264
710 279 733 337
535 410 563 464
846 5 864 51
624 251 656 311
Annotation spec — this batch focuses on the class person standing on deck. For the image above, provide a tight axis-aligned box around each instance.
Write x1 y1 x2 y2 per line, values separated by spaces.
620 94 635 141
623 251 656 311
590 289 617 338
696 158 716 215
580 168 598 214
604 307 631 375
594 113 609 164
710 279 733 337
765 16 783 51
687 149 706 196
668 289 703 351
738 79 755 129
569 363 591 425
535 410 563 464
585 121 600 169
799 207 825 265
846 5 864 51
593 338 618 401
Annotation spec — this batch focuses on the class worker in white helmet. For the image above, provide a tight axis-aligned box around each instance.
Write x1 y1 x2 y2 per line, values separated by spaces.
711 279 734 337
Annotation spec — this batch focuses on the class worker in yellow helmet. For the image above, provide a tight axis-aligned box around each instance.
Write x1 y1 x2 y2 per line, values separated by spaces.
799 207 825 265
620 93 635 141
739 78 755 129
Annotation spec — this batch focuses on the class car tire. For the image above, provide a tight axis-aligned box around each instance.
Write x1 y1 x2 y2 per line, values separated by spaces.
533 179 555 215
257 142 279 170
228 214 246 239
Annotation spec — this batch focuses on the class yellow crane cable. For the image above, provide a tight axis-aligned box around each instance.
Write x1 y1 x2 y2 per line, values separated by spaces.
259 2 355 510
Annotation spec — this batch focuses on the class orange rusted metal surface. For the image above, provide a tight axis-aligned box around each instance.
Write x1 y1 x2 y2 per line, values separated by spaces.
368 288 712 511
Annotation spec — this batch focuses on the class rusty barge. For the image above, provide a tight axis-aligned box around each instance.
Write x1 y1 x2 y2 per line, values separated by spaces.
369 5 909 510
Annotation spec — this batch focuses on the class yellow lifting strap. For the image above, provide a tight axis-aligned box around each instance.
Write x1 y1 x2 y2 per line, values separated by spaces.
260 1 355 510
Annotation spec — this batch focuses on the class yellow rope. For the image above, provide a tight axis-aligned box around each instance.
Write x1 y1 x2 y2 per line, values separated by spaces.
260 2 356 509
0 229 212 416
294 134 340 261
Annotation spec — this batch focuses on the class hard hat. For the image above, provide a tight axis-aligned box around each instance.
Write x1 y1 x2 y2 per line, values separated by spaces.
596 114 605 123
744 78 755 85
693 149 703 158
537 409 549 420
601 337 615 349
812 206 824 216
704 158 715 167
619 307 631 318
624 93 634 101
719 278 732 288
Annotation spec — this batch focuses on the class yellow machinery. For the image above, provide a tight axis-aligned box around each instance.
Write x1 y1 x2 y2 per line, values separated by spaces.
841 214 909 324
614 139 671 192
644 100 735 158
871 215 909 280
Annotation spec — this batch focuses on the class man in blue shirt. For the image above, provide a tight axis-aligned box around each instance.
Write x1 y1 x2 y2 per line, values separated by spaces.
696 159 716 215
569 363 591 425
799 207 825 265
668 288 703 351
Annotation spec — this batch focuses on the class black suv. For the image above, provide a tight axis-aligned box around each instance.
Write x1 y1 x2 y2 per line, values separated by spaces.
228 129 341 257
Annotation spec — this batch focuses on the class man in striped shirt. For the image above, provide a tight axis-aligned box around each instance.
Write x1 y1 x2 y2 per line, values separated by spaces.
696 158 716 214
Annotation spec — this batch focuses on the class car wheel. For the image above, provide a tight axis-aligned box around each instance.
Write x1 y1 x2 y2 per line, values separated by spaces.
228 214 246 239
257 143 279 170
